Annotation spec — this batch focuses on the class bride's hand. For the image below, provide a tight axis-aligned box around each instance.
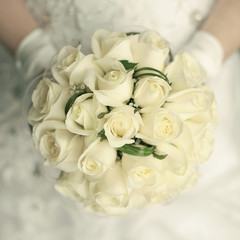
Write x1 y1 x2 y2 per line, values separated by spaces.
15 29 57 81
201 0 240 59
184 0 240 80
0 0 56 81
0 0 38 54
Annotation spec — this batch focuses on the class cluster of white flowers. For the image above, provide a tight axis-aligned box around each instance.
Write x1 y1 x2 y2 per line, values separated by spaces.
28 29 217 216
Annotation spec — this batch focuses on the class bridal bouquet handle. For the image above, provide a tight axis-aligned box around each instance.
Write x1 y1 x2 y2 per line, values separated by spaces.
26 29 217 215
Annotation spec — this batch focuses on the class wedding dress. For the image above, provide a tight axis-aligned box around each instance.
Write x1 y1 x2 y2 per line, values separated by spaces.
0 0 240 239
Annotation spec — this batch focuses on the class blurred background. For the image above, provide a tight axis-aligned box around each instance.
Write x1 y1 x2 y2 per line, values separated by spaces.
0 0 240 239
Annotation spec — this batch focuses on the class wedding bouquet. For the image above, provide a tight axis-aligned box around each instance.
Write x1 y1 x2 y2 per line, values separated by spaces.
28 29 217 215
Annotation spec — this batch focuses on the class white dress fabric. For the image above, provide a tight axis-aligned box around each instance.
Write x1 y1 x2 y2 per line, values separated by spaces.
0 0 240 239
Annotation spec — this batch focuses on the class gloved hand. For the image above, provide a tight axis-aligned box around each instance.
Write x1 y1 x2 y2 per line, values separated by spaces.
15 28 57 82
184 30 224 80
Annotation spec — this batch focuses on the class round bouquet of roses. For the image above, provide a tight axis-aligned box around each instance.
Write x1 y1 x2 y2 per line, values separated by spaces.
28 29 217 215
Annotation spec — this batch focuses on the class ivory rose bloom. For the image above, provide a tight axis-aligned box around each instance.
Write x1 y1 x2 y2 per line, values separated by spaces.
151 165 199 204
91 164 130 215
84 57 134 107
51 48 102 88
189 93 217 125
44 88 72 122
28 78 63 126
122 153 164 189
78 138 117 182
166 165 199 193
137 108 183 145
129 192 151 209
65 93 107 136
104 105 142 148
164 52 206 92
132 30 169 70
164 87 216 124
69 54 104 86
33 120 84 172
27 28 217 215
133 76 171 108
174 124 194 162
186 121 215 163
52 45 84 87
55 170 90 201
91 29 137 61
155 142 188 175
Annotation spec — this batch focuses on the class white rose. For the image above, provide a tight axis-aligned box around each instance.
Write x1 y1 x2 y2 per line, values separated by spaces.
104 105 142 148
174 123 195 163
186 121 215 163
209 97 217 126
164 87 216 124
129 192 150 209
150 165 199 204
122 153 163 189
78 138 117 182
189 94 217 125
148 191 170 205
166 164 199 194
155 141 188 175
91 29 137 61
121 142 188 203
137 108 183 145
44 88 71 122
69 54 104 86
33 120 84 172
133 76 171 108
132 30 169 70
164 52 206 92
91 164 130 216
55 170 90 201
65 93 107 136
28 78 63 126
52 45 84 87
84 57 134 107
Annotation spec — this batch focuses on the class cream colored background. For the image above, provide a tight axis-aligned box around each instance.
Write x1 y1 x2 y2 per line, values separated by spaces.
0 0 240 239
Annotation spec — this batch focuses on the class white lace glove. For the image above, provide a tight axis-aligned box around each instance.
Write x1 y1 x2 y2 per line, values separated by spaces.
15 28 57 82
184 30 224 80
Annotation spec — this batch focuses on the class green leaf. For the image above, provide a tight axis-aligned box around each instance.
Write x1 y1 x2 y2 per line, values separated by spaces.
126 32 140 36
117 151 123 161
169 49 173 62
97 112 108 119
98 130 107 142
134 107 141 113
152 152 168 160
134 67 166 75
133 67 171 85
120 60 138 71
134 72 166 80
64 92 83 115
118 144 155 157
28 124 33 133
